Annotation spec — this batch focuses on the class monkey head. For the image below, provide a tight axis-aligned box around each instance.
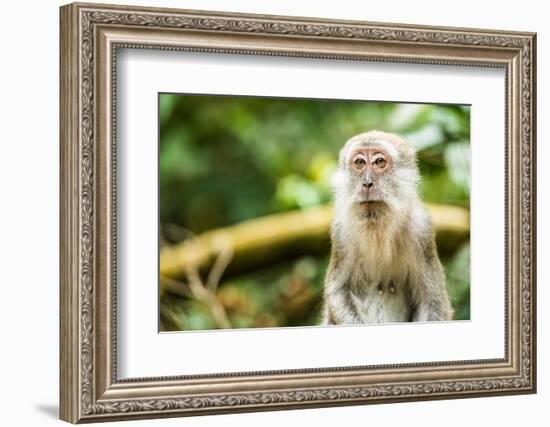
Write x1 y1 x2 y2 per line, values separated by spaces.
332 130 420 217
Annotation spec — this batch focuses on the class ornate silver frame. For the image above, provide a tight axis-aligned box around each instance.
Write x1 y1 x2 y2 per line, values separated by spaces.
60 2 537 423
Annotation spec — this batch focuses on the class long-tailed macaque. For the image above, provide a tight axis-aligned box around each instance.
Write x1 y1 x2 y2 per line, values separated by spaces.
322 131 453 324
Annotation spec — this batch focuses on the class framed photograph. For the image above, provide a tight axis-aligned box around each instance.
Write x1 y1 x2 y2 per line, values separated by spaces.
60 2 537 423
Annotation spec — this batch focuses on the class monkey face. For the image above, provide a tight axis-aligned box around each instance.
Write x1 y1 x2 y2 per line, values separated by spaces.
333 131 420 217
347 146 392 204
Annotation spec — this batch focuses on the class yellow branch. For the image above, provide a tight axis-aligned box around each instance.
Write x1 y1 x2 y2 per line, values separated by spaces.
160 203 469 283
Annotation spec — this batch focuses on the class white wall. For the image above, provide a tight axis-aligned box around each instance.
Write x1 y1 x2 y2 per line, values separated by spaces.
0 1 545 426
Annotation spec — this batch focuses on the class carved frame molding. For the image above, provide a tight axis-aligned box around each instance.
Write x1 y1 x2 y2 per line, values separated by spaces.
60 2 536 423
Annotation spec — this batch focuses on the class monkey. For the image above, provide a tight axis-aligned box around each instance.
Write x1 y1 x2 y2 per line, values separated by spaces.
322 130 453 325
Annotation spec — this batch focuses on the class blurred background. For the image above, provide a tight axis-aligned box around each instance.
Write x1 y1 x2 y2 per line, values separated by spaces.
158 94 470 331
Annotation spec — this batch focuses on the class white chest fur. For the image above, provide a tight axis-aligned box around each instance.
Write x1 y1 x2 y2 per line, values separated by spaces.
344 220 416 323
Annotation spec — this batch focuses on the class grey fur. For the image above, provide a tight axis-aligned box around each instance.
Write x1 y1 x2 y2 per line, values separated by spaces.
322 131 453 325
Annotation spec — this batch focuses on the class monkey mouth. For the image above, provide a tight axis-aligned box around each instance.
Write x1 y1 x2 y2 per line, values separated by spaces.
357 200 387 214
359 200 385 206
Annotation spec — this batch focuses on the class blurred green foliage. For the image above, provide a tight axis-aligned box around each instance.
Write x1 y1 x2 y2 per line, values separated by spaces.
159 94 470 331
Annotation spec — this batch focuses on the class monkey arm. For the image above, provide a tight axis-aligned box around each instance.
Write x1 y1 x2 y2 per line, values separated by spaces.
322 281 363 325
410 237 454 322
410 282 453 322
321 243 363 325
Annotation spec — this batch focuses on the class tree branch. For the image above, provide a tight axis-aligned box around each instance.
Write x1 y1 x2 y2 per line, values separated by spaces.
160 203 469 285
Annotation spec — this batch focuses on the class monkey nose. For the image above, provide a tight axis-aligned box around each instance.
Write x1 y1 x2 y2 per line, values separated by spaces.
363 182 374 189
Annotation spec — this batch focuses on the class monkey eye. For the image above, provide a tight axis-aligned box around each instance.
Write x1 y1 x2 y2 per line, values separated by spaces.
354 157 366 166
374 157 386 167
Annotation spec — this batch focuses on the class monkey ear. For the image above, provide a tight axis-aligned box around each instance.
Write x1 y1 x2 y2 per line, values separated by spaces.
392 135 416 160
331 169 347 190
337 145 349 168
400 141 418 164
338 137 359 168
